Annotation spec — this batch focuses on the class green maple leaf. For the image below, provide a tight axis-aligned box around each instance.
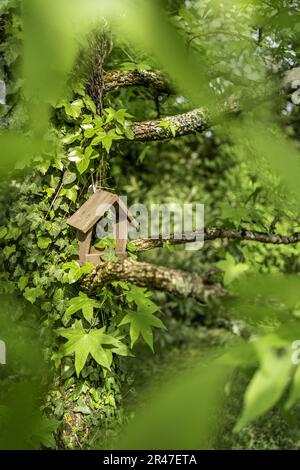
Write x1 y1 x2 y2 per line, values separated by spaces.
102 130 123 153
217 253 249 286
125 285 153 306
63 292 102 323
119 305 166 351
58 321 126 376
158 120 177 137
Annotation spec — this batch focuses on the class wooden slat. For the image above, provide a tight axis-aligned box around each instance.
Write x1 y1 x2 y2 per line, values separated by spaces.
67 190 117 233
77 229 92 265
115 206 128 256
85 253 102 266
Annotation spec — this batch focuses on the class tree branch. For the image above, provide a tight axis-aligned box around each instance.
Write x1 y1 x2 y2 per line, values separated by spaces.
103 67 300 143
131 227 300 252
103 70 172 94
80 225 300 303
82 257 224 303
130 108 211 141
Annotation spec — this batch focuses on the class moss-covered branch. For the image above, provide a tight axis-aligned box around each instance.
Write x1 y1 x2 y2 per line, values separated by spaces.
82 258 224 303
130 108 210 141
103 70 171 94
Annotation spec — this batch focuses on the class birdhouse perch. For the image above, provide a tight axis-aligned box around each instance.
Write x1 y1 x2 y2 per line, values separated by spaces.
67 190 138 266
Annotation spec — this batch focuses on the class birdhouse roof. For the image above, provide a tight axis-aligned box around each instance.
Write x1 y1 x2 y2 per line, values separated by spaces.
67 190 138 234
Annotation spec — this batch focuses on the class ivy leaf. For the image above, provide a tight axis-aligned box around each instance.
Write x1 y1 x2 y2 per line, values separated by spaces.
217 253 249 286
24 286 45 304
83 95 96 114
62 260 94 284
76 155 90 175
62 171 77 185
18 275 29 291
102 134 114 153
126 241 137 253
0 226 7 239
94 236 116 250
58 321 125 375
2 244 16 258
37 237 52 250
73 400 92 415
72 82 85 96
61 186 78 203
84 127 96 138
62 130 82 145
64 292 102 324
84 145 98 159
5 226 21 241
44 187 55 198
64 99 84 118
119 304 165 351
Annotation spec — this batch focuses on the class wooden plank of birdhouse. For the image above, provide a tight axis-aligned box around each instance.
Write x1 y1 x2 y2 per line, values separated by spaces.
115 205 128 256
77 229 92 265
85 253 102 266
67 190 117 233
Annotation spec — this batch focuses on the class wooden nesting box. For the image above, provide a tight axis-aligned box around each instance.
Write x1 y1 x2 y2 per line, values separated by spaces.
67 190 138 266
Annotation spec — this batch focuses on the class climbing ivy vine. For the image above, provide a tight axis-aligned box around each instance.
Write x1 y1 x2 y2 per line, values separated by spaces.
0 1 165 448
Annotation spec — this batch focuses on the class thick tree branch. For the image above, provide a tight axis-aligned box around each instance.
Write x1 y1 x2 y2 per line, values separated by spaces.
104 67 300 96
131 108 211 141
103 70 172 94
103 71 213 141
131 227 300 252
104 67 300 142
82 257 224 303
81 227 300 302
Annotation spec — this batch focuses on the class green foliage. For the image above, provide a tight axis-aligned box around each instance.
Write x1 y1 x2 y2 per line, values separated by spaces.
62 261 94 284
285 366 300 411
157 120 177 137
234 338 293 431
217 253 249 286
120 307 165 352
118 286 166 351
58 320 127 376
64 292 102 324
58 99 134 176
1 0 300 451
0 17 162 444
